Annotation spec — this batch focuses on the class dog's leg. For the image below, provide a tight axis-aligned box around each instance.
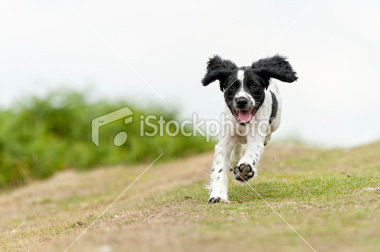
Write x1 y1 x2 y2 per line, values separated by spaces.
232 122 268 183
208 139 236 203
229 142 242 168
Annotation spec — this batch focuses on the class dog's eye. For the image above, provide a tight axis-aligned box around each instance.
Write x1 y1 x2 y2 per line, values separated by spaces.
251 84 259 90
229 82 238 90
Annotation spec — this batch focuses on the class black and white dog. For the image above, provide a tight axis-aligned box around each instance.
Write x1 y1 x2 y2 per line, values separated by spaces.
201 55 298 203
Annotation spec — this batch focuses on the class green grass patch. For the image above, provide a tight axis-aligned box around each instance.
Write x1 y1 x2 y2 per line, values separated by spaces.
0 90 214 189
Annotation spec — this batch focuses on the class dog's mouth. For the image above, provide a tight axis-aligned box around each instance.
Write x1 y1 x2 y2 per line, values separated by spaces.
232 109 253 124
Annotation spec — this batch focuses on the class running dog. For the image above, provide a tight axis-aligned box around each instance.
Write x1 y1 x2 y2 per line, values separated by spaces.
201 55 298 203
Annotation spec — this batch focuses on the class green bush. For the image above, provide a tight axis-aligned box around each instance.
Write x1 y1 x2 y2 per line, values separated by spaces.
0 91 214 188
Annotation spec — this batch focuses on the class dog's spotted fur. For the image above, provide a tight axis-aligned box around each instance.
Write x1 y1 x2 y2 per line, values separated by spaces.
202 55 298 203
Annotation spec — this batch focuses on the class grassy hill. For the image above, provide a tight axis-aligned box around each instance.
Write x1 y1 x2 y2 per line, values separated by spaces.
0 141 379 251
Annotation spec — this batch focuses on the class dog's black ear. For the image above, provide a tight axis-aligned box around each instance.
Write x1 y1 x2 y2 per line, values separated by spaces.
201 55 237 91
251 55 298 86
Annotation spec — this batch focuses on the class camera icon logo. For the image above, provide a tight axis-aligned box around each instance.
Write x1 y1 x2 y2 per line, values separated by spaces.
92 107 133 147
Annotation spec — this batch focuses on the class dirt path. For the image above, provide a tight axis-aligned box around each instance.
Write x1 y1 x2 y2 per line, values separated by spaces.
0 152 214 251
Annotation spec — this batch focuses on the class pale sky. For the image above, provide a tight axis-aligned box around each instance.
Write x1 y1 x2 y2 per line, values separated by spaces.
1 0 379 147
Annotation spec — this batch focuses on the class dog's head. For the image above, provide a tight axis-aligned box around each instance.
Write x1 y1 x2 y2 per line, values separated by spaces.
201 55 298 124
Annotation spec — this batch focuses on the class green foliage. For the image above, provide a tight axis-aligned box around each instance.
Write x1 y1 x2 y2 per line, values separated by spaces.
0 90 214 188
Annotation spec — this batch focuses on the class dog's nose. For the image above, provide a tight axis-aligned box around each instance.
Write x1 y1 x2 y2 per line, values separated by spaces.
236 97 248 106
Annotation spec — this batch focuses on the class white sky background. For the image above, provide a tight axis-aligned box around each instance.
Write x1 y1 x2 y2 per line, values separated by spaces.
0 0 379 147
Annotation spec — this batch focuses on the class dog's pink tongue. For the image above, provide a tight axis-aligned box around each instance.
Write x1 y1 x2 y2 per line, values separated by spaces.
238 110 252 123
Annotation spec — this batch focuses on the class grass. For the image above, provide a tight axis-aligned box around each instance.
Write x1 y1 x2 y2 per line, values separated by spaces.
0 142 379 251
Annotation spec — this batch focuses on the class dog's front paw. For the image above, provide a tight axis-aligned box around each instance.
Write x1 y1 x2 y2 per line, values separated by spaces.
208 196 230 204
208 196 221 204
208 190 228 204
233 163 255 182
